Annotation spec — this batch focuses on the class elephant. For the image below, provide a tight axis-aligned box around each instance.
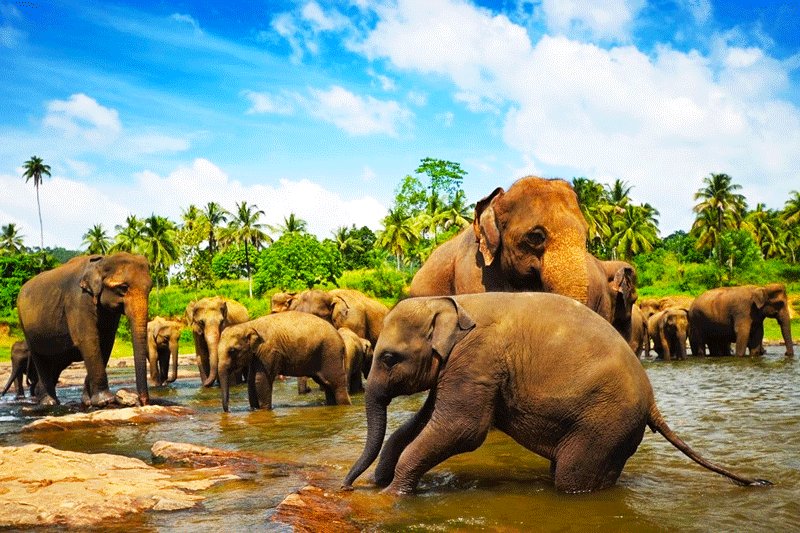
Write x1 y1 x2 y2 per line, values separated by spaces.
186 296 249 387
1 340 37 399
689 284 794 357
216 311 352 412
601 260 640 349
147 316 181 386
630 305 649 358
343 293 770 494
270 291 297 313
409 176 613 322
639 296 694 321
16 253 152 407
338 327 372 394
648 308 689 361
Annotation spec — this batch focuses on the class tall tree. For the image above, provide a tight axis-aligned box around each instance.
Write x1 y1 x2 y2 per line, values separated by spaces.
609 204 659 260
202 202 229 255
278 213 308 235
111 215 145 253
415 157 467 204
82 224 111 255
378 208 418 269
0 223 26 255
221 201 270 298
605 179 633 208
745 204 784 259
21 156 51 250
691 173 747 266
572 177 611 255
140 214 178 290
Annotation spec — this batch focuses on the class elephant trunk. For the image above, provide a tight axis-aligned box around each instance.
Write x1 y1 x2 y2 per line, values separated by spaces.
778 307 794 357
540 230 589 305
219 361 231 412
126 292 150 406
202 328 221 387
168 338 179 383
343 387 388 488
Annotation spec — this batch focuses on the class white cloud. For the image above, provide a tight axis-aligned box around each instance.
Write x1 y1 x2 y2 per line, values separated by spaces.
677 0 712 24
169 13 202 33
44 93 122 146
353 0 800 233
301 1 349 32
538 0 645 42
242 90 295 115
304 85 411 136
127 134 191 154
64 159 93 178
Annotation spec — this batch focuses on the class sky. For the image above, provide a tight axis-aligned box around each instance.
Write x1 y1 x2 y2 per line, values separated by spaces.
1 0 799 250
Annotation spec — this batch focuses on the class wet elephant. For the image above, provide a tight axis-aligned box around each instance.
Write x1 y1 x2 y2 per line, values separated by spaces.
16 253 152 407
216 311 351 412
1 340 37 399
186 296 249 387
147 316 182 386
648 308 689 361
343 293 770 494
630 305 649 358
409 176 612 322
338 327 372 394
689 284 794 357
601 260 640 350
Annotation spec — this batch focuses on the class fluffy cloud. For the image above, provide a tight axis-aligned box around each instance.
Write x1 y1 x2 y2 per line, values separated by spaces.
44 94 122 146
242 90 295 115
538 0 645 42
304 85 412 136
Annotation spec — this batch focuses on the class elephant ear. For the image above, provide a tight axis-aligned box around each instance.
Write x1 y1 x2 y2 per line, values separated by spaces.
79 255 105 305
611 266 637 305
186 302 197 324
753 288 768 309
331 296 350 326
473 187 504 267
220 300 229 322
427 297 476 361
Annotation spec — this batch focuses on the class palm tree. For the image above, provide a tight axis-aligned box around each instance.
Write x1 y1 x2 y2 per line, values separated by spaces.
82 224 111 255
111 215 145 253
745 204 784 259
220 201 270 297
332 226 362 258
0 223 26 255
378 208 418 269
140 214 179 291
691 173 747 265
202 202 229 255
441 189 472 231
609 204 660 260
783 190 800 226
278 213 308 235
605 179 633 208
414 191 448 243
572 177 611 254
21 156 51 250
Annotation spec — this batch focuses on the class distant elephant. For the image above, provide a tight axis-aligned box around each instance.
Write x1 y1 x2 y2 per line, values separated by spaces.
17 253 152 407
186 296 249 387
639 296 694 321
638 298 661 321
648 308 689 361
409 177 613 322
630 305 649 358
1 340 37 399
270 291 297 313
601 260 640 348
343 293 769 494
689 284 794 357
147 317 181 386
216 311 351 412
338 327 372 394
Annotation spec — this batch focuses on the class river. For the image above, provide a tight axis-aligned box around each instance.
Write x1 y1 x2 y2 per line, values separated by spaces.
1 347 798 531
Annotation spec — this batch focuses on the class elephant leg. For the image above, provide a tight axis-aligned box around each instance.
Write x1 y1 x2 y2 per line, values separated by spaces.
374 388 437 487
661 331 672 362
31 354 59 406
552 433 636 492
297 376 311 395
247 358 272 410
158 348 170 384
733 320 751 357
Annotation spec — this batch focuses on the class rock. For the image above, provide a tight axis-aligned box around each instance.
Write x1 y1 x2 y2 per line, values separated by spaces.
115 388 140 406
0 443 236 528
22 405 194 432
272 484 361 532
151 440 301 478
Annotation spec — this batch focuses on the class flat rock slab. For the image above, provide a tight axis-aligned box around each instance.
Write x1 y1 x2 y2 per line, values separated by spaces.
0 443 236 528
22 405 194 432
272 484 361 532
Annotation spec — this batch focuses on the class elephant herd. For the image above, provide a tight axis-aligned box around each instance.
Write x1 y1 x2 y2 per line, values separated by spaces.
5 176 792 495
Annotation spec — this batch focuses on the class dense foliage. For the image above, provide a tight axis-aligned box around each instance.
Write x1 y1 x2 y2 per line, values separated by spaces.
253 232 343 293
0 252 58 316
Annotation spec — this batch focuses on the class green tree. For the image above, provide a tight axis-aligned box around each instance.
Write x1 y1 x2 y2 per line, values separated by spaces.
572 177 611 256
719 229 762 278
21 156 51 250
393 175 427 217
782 191 800 262
202 202 229 255
111 215 145 253
605 179 633 208
378 208 418 269
220 201 270 298
82 224 111 255
609 204 659 260
744 204 785 259
278 213 308 235
691 173 747 266
140 214 178 290
0 223 26 255
415 157 467 204
0 252 58 312
253 232 343 293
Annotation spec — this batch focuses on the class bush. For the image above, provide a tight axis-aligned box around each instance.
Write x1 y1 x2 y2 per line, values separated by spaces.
337 267 410 302
0 252 59 311
253 233 343 294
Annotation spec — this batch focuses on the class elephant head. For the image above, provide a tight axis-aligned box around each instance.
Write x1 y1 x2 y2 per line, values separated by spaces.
79 253 153 405
344 297 475 487
660 308 689 360
187 297 244 387
270 291 297 313
217 324 260 412
604 261 638 331
754 284 794 356
473 177 590 304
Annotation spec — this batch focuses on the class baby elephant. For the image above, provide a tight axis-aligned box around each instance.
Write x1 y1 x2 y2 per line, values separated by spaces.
344 293 770 494
217 311 351 412
648 308 689 361
1 340 38 399
339 327 372 394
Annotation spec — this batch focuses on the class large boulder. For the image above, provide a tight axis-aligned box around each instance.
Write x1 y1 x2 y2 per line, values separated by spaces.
0 443 236 528
22 405 193 431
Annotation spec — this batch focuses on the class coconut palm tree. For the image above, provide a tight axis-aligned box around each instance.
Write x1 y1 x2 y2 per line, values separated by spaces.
783 190 800 226
201 202 229 255
605 179 633 208
278 213 308 235
745 204 785 259
441 189 473 231
572 177 611 254
111 215 145 253
332 226 362 258
691 173 747 265
140 214 178 291
82 224 111 255
609 204 660 260
21 156 51 250
220 201 270 298
0 223 26 255
378 208 418 269
414 192 448 242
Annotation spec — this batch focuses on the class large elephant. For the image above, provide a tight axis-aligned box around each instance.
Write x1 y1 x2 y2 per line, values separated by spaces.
409 177 612 321
648 308 689 361
216 311 351 412
343 293 769 494
338 327 372 394
186 296 249 387
689 284 794 357
1 340 37 399
16 253 152 407
147 317 181 386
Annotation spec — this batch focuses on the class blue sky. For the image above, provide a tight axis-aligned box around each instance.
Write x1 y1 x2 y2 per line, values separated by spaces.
1 0 799 249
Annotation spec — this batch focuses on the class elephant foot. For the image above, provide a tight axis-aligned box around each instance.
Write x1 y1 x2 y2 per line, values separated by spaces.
90 389 116 407
38 394 59 407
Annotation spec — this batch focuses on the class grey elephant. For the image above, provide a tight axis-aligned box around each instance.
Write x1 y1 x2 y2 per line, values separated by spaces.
630 304 649 358
17 253 152 407
601 260 641 350
648 308 689 361
343 293 769 494
339 327 372 394
186 296 249 387
216 311 351 412
689 284 794 357
147 316 181 386
1 340 37 399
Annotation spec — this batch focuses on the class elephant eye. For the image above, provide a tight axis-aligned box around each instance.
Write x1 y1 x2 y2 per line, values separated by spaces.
525 228 546 247
380 351 402 367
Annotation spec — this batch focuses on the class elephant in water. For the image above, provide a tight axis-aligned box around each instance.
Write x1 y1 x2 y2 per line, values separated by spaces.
16 253 152 407
343 293 770 494
186 297 249 387
147 317 182 386
648 308 689 361
1 340 37 399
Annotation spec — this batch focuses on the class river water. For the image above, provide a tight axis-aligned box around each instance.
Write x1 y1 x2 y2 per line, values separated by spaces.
1 347 798 531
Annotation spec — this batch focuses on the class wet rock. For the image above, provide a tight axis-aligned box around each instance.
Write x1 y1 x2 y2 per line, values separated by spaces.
22 405 194 432
115 388 140 406
0 443 236 528
272 484 361 532
151 440 301 478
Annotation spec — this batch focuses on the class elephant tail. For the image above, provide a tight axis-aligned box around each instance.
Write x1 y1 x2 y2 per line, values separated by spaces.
647 405 772 487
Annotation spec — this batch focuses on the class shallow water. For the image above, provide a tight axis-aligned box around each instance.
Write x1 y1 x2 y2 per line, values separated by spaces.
1 348 798 531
